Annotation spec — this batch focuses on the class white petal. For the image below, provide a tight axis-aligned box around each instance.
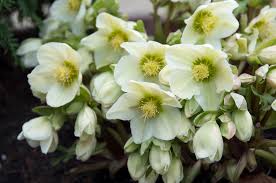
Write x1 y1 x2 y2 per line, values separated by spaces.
17 38 42 55
130 115 153 144
214 60 234 92
195 81 224 111
167 68 199 99
28 65 56 93
81 31 108 50
76 135 96 161
49 0 76 22
22 51 39 68
22 117 52 141
46 76 81 107
37 42 81 66
114 55 144 90
96 12 128 31
149 107 182 141
94 44 124 69
181 25 201 45
40 130 58 154
106 93 141 120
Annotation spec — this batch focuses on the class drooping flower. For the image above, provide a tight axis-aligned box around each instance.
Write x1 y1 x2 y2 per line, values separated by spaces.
81 12 146 69
28 42 82 107
181 0 239 48
161 44 234 111
193 121 223 162
114 41 168 90
232 110 253 142
245 6 276 41
106 81 182 143
17 117 59 154
17 38 42 68
90 71 122 107
49 0 92 35
76 133 97 161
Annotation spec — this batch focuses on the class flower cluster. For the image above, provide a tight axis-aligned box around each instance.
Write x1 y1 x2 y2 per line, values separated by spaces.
17 0 276 182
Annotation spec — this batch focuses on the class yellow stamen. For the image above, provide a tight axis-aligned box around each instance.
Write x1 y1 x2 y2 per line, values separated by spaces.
192 63 210 82
55 61 78 86
108 31 128 50
193 10 216 34
140 54 165 77
68 0 81 11
139 97 161 119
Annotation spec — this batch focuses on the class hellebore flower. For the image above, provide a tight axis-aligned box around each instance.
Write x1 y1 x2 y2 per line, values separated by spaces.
106 81 182 143
17 117 59 154
181 0 239 48
161 44 233 111
28 42 82 107
115 41 168 90
81 13 146 69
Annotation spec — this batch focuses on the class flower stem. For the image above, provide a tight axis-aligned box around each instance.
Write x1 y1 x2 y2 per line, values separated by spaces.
255 149 276 167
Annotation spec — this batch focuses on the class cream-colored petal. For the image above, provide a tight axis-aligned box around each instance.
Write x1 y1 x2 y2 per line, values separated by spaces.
22 117 52 141
17 38 42 55
81 31 108 50
114 55 144 91
106 93 141 120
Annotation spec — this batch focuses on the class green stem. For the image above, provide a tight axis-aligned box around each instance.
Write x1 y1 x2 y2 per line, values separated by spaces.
257 139 276 148
260 109 272 126
152 3 166 43
255 149 276 167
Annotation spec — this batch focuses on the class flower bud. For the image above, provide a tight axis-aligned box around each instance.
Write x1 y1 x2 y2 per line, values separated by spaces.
258 46 276 64
162 157 184 183
127 152 149 180
193 112 217 127
272 99 276 111
255 64 269 79
239 73 256 85
223 33 248 61
74 105 97 137
233 110 253 142
223 93 247 111
76 134 96 161
267 67 276 88
220 122 236 140
149 145 171 175
178 113 195 143
193 121 223 162
124 137 139 154
232 75 241 90
185 97 201 118
90 72 122 107
139 169 158 183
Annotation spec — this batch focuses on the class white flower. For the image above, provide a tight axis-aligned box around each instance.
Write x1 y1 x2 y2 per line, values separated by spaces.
115 41 168 90
193 121 223 162
17 38 42 68
81 12 146 69
106 81 182 143
90 71 122 107
245 6 276 41
267 67 276 88
39 18 62 39
74 104 97 137
149 145 171 175
49 0 92 35
162 44 233 111
181 0 239 48
76 134 97 161
17 117 58 154
28 42 82 107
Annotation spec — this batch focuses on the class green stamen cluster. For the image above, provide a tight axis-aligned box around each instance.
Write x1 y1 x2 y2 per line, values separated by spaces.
193 10 216 34
192 58 216 82
139 96 162 119
56 61 78 86
140 54 165 77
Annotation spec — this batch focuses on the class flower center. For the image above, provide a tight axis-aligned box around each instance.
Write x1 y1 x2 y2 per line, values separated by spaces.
139 96 161 119
108 30 128 50
140 54 165 77
193 10 216 34
55 61 78 86
68 0 81 11
192 58 215 82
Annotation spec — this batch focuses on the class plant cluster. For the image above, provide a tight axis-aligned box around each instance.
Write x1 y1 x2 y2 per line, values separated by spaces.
15 0 276 182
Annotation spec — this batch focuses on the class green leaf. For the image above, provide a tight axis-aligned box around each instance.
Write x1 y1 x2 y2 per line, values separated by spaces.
32 106 56 116
166 30 182 45
0 0 15 11
93 0 120 16
251 86 274 111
